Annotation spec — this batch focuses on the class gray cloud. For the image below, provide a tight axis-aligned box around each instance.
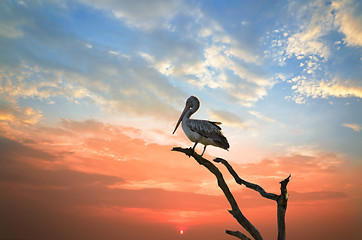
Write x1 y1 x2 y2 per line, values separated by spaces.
0 137 55 163
78 0 183 30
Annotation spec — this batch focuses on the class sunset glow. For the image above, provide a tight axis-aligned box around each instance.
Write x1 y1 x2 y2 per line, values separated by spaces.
0 0 361 240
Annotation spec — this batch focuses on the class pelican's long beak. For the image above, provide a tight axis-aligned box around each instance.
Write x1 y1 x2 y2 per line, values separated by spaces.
172 104 190 134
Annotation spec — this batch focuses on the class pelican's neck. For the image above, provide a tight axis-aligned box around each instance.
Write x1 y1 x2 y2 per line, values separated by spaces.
183 101 199 120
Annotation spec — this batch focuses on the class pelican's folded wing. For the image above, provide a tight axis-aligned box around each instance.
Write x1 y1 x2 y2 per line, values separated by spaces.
186 119 229 149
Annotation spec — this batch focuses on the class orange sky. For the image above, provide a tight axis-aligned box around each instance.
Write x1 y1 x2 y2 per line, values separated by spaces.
1 119 361 239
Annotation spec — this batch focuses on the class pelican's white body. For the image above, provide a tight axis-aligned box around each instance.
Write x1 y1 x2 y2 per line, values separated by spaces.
181 116 216 147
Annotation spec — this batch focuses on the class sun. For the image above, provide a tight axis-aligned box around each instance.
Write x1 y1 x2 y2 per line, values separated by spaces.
180 230 184 235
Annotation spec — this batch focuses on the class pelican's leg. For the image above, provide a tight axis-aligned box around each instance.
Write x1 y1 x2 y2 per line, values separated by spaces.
192 141 198 153
201 145 207 157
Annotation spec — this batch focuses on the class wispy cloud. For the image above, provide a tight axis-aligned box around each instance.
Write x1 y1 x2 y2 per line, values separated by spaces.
342 123 361 132
208 110 247 129
249 111 276 123
0 21 23 39
78 0 183 30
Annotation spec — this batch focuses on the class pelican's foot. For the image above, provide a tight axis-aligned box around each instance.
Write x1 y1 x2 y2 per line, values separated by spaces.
186 147 194 157
189 147 201 157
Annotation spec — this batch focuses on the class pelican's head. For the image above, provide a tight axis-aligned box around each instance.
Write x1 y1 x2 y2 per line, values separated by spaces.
172 96 200 134
186 96 199 109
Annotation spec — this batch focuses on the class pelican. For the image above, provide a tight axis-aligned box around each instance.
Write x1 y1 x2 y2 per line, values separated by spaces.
172 96 229 156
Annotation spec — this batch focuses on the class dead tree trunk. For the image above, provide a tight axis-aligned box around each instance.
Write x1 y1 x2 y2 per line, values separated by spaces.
172 147 291 240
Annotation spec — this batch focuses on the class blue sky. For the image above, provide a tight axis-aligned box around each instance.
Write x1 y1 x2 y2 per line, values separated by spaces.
1 0 361 162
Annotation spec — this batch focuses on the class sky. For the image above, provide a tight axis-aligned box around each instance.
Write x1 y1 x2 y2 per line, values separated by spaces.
0 0 361 239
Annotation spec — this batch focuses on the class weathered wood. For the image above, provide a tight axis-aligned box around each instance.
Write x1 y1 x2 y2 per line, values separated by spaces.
277 175 290 240
172 147 263 240
172 147 291 240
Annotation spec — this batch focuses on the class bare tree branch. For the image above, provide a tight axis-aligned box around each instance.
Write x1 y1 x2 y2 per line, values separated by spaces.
214 158 279 201
226 230 252 240
172 147 262 240
172 147 291 240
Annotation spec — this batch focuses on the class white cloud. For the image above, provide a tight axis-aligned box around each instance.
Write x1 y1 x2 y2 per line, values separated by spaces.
291 77 362 103
332 0 362 47
193 45 272 105
267 0 362 103
282 1 335 61
0 66 94 103
267 0 358 65
286 35 330 60
342 123 361 132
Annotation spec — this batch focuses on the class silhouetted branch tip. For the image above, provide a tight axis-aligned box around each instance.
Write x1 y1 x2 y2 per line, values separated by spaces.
226 230 252 240
213 157 225 163
280 174 291 185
